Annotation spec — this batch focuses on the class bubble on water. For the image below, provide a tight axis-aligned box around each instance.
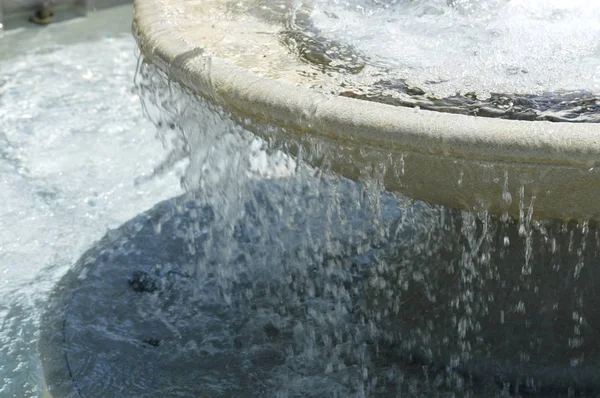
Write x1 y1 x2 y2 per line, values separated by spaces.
312 0 600 98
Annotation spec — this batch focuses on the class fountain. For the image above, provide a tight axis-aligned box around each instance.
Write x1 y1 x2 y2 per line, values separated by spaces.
39 0 600 396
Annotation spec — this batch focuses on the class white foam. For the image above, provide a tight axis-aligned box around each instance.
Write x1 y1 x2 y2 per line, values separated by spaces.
0 34 182 395
311 0 600 98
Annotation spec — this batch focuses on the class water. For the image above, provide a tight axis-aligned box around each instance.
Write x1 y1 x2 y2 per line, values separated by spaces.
2 3 600 398
0 9 182 396
303 0 600 121
191 0 600 121
311 0 600 98
37 57 600 397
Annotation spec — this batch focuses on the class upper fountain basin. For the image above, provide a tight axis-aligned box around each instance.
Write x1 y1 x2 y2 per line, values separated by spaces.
133 0 600 221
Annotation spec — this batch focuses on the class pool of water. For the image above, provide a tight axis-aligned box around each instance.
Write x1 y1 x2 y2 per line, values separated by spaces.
311 0 600 99
291 0 600 122
152 0 599 122
0 6 182 396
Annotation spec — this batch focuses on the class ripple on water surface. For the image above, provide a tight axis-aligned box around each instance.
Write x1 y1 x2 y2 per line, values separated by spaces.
310 0 600 97
0 30 181 396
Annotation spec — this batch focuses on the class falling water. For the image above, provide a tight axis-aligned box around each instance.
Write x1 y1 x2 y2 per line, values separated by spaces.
22 1 598 397
64 58 596 398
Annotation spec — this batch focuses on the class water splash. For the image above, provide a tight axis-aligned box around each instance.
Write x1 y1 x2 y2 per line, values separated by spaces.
127 60 600 396
311 0 600 99
0 30 182 397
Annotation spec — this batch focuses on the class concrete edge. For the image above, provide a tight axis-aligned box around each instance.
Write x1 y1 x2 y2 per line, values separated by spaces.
132 0 600 169
38 265 84 398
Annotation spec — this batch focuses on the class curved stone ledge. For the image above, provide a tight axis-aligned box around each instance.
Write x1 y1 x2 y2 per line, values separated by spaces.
133 0 600 220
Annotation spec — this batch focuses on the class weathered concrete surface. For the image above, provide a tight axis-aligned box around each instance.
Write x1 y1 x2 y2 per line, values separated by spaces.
133 0 600 221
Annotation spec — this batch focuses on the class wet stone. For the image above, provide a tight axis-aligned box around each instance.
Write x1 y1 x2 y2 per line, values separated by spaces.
142 338 162 347
263 322 281 340
128 270 159 293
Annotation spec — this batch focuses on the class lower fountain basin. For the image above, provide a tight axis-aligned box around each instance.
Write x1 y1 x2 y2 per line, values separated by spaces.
39 179 420 398
39 178 600 397
132 0 600 222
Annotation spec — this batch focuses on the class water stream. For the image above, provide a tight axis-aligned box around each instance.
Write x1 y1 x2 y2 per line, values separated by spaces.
111 61 600 397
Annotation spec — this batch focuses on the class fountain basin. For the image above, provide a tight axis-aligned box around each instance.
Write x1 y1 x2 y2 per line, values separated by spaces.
39 180 432 398
133 0 600 221
39 180 600 396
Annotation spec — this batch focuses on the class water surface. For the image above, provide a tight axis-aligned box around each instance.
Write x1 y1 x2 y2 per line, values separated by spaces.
0 8 182 396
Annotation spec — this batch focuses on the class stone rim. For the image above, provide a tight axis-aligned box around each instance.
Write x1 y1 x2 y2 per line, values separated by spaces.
132 0 600 221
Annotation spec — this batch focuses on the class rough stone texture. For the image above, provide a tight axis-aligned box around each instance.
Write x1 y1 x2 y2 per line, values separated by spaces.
133 0 600 221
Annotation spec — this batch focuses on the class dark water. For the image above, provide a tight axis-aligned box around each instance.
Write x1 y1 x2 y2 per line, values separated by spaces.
41 175 600 398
